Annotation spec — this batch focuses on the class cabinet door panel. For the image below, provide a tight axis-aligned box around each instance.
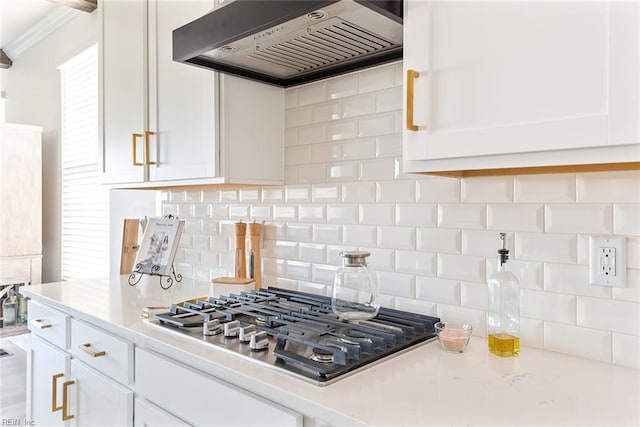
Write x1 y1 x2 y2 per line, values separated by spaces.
69 360 133 427
148 0 217 182
101 0 146 184
404 1 639 164
29 336 70 426
134 399 191 427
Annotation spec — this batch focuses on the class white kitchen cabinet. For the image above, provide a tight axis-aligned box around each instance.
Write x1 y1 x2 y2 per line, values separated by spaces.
134 398 191 427
403 0 640 174
135 348 302 427
27 302 134 426
100 0 283 187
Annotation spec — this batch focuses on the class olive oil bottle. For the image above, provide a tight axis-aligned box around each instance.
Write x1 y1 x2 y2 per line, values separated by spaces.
487 233 520 357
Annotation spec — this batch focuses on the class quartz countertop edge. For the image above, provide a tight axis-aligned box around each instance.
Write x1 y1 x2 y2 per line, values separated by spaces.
21 276 640 427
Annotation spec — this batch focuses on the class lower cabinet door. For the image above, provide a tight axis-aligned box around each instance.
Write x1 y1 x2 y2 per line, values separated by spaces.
29 336 71 426
69 359 134 426
134 398 191 427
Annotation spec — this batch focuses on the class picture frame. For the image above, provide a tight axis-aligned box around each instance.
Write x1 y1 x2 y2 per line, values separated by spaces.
134 216 184 276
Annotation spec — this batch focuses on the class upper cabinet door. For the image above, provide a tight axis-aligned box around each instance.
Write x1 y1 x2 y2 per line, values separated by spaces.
100 0 147 184
403 1 639 172
147 0 217 183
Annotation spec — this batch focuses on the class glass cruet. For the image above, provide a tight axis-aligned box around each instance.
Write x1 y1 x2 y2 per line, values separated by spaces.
332 251 379 321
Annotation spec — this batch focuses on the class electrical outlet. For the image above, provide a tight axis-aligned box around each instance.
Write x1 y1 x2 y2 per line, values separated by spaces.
589 236 626 287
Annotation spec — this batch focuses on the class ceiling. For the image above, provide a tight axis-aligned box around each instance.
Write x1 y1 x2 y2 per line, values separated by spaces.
0 0 60 49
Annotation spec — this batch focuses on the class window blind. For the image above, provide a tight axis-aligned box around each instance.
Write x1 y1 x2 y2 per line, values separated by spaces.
59 44 109 280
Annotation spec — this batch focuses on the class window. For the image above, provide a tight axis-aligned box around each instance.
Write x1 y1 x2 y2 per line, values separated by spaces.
59 44 109 280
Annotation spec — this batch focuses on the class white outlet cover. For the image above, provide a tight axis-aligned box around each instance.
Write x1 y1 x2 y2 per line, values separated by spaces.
589 236 627 287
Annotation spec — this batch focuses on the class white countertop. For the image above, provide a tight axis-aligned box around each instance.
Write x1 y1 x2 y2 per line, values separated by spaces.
22 276 640 426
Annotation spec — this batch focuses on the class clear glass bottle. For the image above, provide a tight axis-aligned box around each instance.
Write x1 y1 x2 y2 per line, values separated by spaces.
487 233 520 357
2 288 18 328
332 251 379 321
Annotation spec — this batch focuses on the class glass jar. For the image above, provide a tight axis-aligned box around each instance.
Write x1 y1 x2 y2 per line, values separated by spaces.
332 251 379 321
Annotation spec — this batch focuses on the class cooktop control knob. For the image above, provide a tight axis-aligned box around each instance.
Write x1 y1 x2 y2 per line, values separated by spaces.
224 320 241 338
239 325 257 343
203 319 222 336
249 331 269 351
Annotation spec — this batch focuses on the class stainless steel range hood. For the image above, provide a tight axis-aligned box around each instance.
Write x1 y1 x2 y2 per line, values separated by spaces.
173 0 402 87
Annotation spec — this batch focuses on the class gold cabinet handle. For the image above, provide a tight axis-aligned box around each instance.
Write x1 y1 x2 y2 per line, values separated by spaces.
31 319 52 329
62 380 75 421
132 133 144 166
144 130 157 165
80 343 106 358
406 69 420 131
52 373 64 412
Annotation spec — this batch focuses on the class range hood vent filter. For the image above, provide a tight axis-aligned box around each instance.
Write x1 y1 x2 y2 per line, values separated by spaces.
173 1 403 87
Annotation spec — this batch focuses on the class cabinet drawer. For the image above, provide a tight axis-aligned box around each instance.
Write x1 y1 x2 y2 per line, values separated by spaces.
27 300 70 349
135 348 301 427
70 319 133 386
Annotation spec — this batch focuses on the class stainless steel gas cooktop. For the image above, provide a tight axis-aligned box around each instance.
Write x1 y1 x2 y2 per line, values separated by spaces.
147 288 439 386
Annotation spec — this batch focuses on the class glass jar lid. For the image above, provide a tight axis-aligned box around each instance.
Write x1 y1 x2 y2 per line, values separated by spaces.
339 251 370 267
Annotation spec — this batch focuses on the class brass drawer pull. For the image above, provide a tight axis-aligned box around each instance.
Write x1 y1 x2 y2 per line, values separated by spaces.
62 380 75 421
31 319 52 329
406 69 420 131
132 133 144 166
52 373 64 412
80 343 107 358
144 130 157 165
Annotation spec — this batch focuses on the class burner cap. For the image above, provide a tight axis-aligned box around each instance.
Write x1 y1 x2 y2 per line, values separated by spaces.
310 347 334 364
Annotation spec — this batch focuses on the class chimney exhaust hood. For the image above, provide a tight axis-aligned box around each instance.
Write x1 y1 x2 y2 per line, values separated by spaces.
172 0 402 87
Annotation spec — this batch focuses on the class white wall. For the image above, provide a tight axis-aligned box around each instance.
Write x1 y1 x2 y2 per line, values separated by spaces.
161 62 640 369
4 11 97 282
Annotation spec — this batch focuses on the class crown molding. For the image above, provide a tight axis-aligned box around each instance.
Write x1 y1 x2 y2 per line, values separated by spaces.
4 7 79 61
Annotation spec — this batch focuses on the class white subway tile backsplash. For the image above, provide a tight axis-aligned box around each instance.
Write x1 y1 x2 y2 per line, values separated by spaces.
343 224 377 247
377 180 415 203
326 73 358 99
544 263 611 299
377 226 415 250
416 178 460 203
326 118 358 141
396 203 437 227
360 158 396 181
359 203 395 225
514 174 576 203
521 290 576 325
327 204 358 224
395 250 436 276
544 322 612 363
613 333 640 369
297 83 326 106
342 138 376 160
545 204 613 234
577 171 640 203
342 182 376 203
487 204 544 232
438 204 486 230
460 282 488 311
358 64 397 93
416 277 460 305
520 318 544 349
461 176 514 203
358 112 396 139
515 232 578 263
375 134 402 158
417 228 461 254
377 271 414 298
163 62 638 369
342 93 376 118
577 297 639 335
438 254 486 283
328 162 358 181
614 204 640 236
313 224 343 244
